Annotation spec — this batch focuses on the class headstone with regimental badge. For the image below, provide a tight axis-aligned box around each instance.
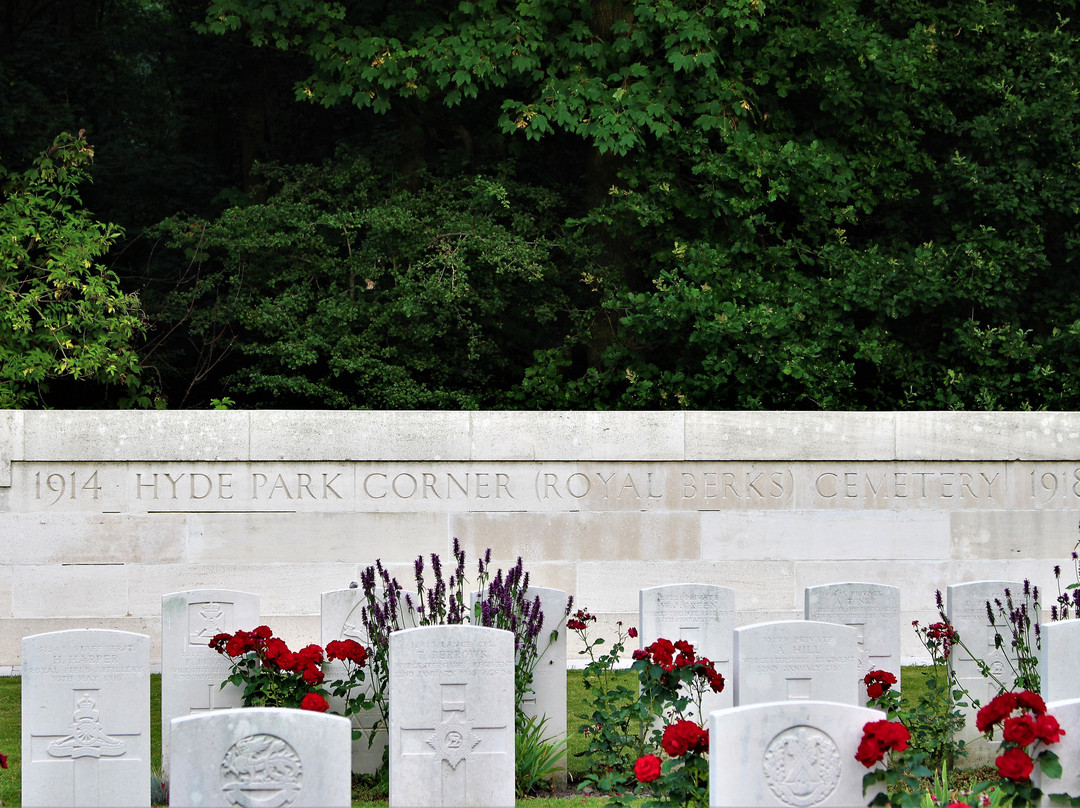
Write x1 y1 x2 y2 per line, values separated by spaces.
389 624 515 807
639 583 735 715
170 707 351 807
320 586 417 774
805 582 901 686
709 700 886 807
947 580 1021 765
161 589 259 774
733 620 860 706
22 629 150 807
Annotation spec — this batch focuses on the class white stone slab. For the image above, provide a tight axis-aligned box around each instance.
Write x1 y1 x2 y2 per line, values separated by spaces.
22 629 150 807
169 707 351 807
161 589 259 774
733 620 860 706
1038 620 1080 703
947 580 1021 764
1035 698 1080 807
709 700 886 807
321 586 417 774
389 625 515 808
520 586 570 786
639 584 735 714
805 583 901 685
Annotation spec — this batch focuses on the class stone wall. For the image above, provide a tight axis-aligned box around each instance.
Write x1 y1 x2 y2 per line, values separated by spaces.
1 410 1076 666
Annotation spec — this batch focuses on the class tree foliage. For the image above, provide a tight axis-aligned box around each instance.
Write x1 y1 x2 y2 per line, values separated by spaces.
0 132 155 407
153 150 592 407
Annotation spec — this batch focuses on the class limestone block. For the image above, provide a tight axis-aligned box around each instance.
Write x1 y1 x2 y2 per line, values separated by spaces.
895 412 1080 461
0 513 186 564
14 564 129 618
686 411 896 460
471 411 684 460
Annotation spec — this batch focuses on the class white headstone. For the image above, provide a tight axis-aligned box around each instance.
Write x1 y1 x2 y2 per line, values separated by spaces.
161 589 259 774
639 583 735 714
169 707 352 807
389 625 515 808
947 580 1021 763
805 582 901 686
733 620 860 706
1035 698 1080 807
321 586 417 774
709 700 886 807
520 586 570 787
22 629 150 807
1037 621 1080 703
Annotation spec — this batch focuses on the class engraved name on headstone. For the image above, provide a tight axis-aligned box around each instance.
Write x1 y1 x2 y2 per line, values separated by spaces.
22 629 150 807
389 625 515 808
733 621 860 707
805 583 901 684
161 589 260 774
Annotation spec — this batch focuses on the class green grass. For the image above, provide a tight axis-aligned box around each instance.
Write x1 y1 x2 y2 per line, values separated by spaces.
0 667 979 807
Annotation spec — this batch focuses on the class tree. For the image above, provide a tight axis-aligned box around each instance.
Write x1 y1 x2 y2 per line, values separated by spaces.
0 132 157 407
185 0 1080 410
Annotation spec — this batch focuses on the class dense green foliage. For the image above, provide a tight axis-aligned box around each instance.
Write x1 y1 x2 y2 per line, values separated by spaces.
0 133 155 407
4 0 1080 408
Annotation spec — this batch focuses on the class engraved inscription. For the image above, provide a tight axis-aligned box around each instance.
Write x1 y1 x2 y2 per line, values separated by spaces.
221 734 302 808
762 726 841 807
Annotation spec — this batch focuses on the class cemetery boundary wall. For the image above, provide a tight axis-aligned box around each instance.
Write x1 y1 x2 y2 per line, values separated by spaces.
1 410 1077 667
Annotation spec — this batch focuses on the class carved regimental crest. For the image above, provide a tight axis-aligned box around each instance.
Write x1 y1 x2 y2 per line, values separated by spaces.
48 694 127 759
762 726 841 807
221 734 302 808
425 719 481 770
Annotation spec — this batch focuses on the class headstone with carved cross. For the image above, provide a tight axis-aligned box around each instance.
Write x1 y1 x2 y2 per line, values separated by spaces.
321 586 417 774
22 629 150 807
805 582 901 688
639 583 735 716
170 706 352 807
709 700 886 807
161 589 259 775
947 580 1022 765
389 625 515 807
733 620 860 707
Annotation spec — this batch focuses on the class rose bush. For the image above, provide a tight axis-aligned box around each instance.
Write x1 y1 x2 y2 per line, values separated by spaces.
210 627 370 724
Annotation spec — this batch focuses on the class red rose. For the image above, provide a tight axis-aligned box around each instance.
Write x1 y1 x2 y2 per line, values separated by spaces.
295 644 324 665
661 720 708 757
208 632 232 651
634 754 662 783
251 625 273 640
263 637 291 664
647 639 676 668
977 692 1018 733
856 720 909 767
0 752 7 769
301 663 325 684
1035 714 1065 744
995 747 1034 782
632 649 649 661
855 736 885 767
300 692 329 712
567 619 586 631
1002 715 1037 746
326 639 367 664
224 635 247 657
628 627 638 638
1014 690 1047 716
864 670 896 699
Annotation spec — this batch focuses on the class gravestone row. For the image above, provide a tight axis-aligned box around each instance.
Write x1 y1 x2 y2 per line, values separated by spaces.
22 578 1074 806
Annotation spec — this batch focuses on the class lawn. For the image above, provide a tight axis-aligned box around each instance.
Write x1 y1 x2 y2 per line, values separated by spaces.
0 667 969 806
